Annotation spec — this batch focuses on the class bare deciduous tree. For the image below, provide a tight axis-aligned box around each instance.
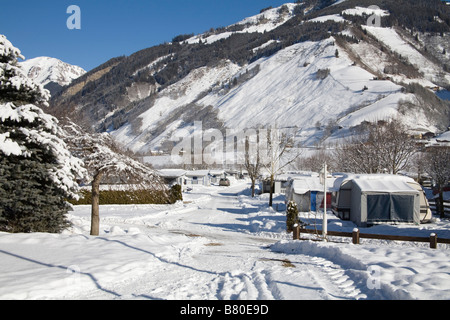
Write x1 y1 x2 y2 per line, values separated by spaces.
263 126 301 207
244 133 262 198
424 146 450 219
297 147 334 173
63 122 167 236
334 120 417 174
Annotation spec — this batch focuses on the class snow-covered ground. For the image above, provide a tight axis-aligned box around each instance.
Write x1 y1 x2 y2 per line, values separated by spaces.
108 3 450 154
362 26 450 86
186 3 297 45
0 180 449 300
113 35 430 154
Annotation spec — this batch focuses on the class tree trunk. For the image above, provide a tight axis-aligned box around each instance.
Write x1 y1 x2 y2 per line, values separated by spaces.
90 172 103 236
439 187 445 219
269 174 274 207
251 178 256 198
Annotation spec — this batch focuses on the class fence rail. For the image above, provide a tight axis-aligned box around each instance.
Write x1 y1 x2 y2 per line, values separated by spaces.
293 226 450 249
429 200 450 215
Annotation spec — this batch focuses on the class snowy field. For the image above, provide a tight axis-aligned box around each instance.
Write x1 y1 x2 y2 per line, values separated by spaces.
0 180 449 301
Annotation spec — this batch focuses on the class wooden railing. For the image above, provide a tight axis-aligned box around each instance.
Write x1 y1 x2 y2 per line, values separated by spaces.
293 226 450 249
429 199 450 216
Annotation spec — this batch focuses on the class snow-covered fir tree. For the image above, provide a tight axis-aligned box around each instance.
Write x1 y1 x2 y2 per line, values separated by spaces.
0 34 86 233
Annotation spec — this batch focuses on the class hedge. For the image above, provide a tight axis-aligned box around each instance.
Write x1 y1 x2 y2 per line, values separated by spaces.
69 185 183 205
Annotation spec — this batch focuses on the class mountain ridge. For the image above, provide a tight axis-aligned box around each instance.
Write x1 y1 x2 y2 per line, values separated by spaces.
20 56 86 96
48 0 450 155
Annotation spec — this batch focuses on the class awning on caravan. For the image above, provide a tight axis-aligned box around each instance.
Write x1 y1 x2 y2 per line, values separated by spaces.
351 178 420 226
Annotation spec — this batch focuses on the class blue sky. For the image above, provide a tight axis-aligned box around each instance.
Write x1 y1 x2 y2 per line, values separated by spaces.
0 0 291 71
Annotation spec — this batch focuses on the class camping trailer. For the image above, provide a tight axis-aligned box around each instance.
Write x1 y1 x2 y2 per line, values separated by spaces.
332 174 431 227
285 175 335 212
261 174 291 194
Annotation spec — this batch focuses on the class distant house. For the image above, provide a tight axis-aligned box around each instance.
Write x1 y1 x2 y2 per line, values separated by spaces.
332 174 432 227
225 169 240 179
209 170 225 184
285 174 335 212
157 169 186 187
185 170 211 186
261 173 300 195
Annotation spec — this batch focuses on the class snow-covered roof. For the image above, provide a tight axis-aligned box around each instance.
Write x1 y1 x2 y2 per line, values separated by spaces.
292 176 337 194
157 169 186 178
334 174 419 193
209 170 225 176
185 170 210 177
353 178 418 193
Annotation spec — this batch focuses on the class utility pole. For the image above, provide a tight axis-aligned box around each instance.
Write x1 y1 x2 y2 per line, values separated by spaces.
320 162 328 241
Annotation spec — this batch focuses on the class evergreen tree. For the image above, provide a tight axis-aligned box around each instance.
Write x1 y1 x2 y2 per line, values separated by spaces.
286 201 299 233
0 35 86 233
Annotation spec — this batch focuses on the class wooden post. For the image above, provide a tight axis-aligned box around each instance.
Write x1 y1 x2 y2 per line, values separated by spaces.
90 172 103 236
293 224 300 240
292 225 297 240
430 233 438 249
352 228 360 245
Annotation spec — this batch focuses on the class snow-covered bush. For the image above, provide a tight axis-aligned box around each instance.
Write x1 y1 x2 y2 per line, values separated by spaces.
316 68 330 80
0 34 86 233
169 184 183 203
286 200 299 232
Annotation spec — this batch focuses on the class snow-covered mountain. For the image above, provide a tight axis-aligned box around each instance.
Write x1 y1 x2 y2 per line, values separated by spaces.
20 57 86 94
49 0 450 154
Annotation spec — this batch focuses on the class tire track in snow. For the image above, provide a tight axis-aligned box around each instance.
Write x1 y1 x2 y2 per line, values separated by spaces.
215 269 276 300
307 256 367 300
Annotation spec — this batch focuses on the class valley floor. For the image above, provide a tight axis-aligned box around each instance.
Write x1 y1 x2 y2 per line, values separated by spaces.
0 180 449 300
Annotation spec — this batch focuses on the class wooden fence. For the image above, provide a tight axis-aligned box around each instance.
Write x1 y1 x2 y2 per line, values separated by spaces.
429 199 450 216
293 226 450 249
